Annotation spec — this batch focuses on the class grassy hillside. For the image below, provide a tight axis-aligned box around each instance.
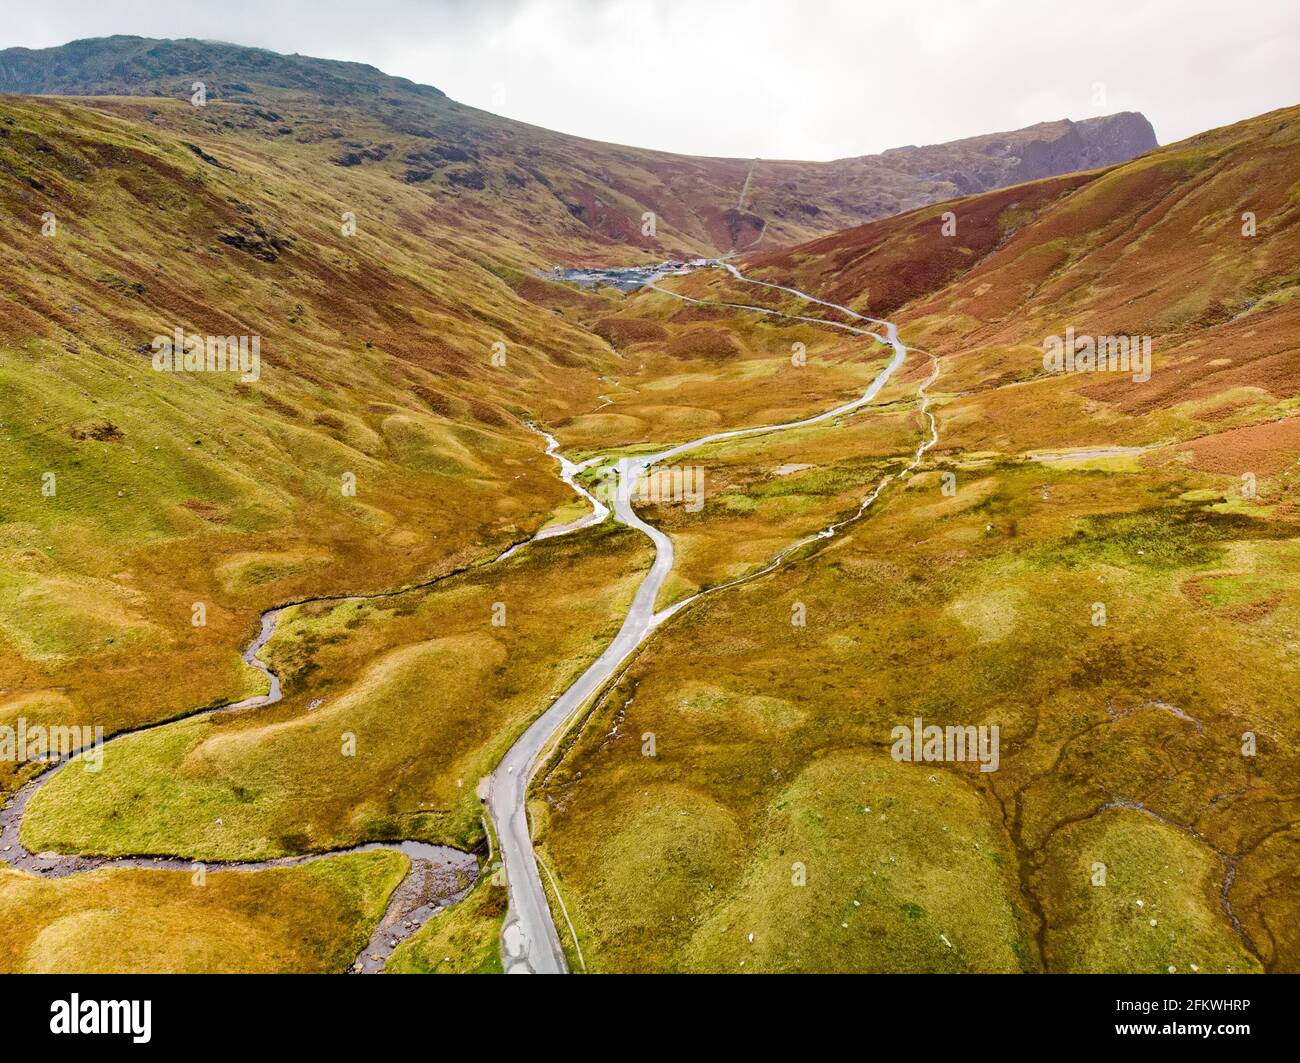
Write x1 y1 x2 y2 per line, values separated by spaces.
748 105 1300 374
0 848 407 973
533 106 1300 973
0 36 1157 256
0 92 624 774
0 40 1291 975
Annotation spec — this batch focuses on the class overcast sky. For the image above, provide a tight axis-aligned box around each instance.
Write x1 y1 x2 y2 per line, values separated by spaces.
5 0 1298 159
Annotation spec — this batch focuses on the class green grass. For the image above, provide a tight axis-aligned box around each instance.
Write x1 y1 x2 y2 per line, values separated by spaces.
536 451 1299 971
3 90 1299 976
1034 809 1261 973
22 523 651 860
0 90 629 763
0 849 407 973
386 873 508 974
680 754 1033 972
1040 506 1280 572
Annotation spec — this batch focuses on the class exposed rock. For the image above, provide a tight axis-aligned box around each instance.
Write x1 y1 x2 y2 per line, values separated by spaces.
446 168 486 190
183 141 231 170
217 220 292 262
1009 113 1159 184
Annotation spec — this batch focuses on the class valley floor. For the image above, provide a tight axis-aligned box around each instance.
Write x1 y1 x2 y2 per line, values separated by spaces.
7 259 1295 974
2 92 1297 975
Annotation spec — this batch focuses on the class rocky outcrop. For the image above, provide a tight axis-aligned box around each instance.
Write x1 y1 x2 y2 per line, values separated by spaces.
1009 113 1159 184
0 36 1161 254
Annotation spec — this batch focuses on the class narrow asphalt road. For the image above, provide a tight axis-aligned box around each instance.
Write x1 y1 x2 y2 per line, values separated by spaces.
487 262 925 974
0 261 932 976
1 260 925 978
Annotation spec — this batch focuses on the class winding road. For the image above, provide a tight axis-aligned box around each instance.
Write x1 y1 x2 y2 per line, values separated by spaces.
2 259 1261 976
0 261 938 976
489 262 938 973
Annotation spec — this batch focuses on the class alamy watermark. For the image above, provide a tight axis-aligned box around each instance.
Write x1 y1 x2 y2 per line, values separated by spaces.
0 718 104 772
50 994 150 1043
151 329 261 382
1042 327 1151 383
890 716 999 772
595 459 705 513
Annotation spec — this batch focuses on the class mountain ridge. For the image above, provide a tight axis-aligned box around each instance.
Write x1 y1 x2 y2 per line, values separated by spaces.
1 30 1298 977
0 36 1159 255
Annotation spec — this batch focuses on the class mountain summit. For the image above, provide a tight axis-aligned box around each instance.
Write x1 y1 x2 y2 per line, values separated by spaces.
0 36 1158 254
0 17 1295 984
0 34 446 103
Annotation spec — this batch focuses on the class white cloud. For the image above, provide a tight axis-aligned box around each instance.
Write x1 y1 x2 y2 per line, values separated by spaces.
5 0 1298 159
